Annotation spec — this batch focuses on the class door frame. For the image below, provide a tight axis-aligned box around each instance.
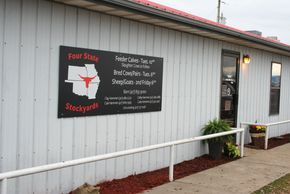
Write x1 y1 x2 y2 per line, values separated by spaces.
219 49 241 127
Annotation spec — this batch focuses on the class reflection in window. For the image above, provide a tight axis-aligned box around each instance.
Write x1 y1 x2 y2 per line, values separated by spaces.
222 56 237 82
270 62 282 115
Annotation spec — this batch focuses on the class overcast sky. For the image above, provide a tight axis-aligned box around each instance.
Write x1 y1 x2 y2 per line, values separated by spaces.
150 0 290 45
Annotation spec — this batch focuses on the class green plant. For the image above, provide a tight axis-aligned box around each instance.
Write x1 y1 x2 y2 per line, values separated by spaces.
202 118 233 143
224 142 240 158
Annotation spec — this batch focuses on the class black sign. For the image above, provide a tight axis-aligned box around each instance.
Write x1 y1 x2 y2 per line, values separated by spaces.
58 46 163 118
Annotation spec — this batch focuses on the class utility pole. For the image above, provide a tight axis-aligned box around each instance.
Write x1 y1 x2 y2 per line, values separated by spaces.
217 0 221 23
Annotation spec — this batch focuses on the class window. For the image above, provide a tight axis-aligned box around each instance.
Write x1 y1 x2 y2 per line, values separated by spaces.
270 62 282 115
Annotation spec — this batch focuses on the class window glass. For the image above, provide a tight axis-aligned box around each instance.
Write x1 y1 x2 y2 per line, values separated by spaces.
270 62 281 115
222 56 237 82
271 63 281 87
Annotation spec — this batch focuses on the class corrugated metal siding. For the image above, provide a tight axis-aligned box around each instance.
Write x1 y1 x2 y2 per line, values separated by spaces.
1 0 290 193
236 45 290 141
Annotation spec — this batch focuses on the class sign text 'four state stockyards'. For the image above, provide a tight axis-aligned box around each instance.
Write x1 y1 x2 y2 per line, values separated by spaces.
58 46 163 118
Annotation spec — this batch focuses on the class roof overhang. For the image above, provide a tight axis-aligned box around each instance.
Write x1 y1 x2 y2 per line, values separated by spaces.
53 0 290 57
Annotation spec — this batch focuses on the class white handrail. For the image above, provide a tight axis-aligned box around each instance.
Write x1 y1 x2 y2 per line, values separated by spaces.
241 120 290 127
264 120 290 127
240 120 290 150
0 128 244 194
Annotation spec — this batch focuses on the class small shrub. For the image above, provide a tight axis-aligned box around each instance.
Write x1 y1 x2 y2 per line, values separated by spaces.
224 142 240 158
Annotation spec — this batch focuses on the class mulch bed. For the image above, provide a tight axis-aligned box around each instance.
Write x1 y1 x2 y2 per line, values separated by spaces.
246 133 290 150
96 155 236 194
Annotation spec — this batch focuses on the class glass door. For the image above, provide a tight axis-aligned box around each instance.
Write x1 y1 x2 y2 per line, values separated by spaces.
220 51 240 127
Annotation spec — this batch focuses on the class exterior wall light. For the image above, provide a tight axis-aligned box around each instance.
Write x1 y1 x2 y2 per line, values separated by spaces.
243 55 251 64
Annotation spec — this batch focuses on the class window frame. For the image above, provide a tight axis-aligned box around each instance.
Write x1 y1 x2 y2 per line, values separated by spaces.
269 61 282 115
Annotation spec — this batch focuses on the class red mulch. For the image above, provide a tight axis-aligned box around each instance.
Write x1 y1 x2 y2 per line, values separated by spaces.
247 133 290 150
96 155 236 194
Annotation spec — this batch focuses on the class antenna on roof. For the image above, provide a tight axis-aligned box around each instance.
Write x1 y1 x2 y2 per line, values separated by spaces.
217 0 226 23
220 13 227 25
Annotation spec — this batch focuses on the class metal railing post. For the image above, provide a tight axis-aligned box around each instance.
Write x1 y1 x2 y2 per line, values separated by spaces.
265 127 269 150
1 178 8 194
169 144 175 182
235 130 239 145
238 123 244 146
240 130 244 157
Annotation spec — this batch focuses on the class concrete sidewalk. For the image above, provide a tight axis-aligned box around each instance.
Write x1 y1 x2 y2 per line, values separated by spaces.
144 144 290 194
